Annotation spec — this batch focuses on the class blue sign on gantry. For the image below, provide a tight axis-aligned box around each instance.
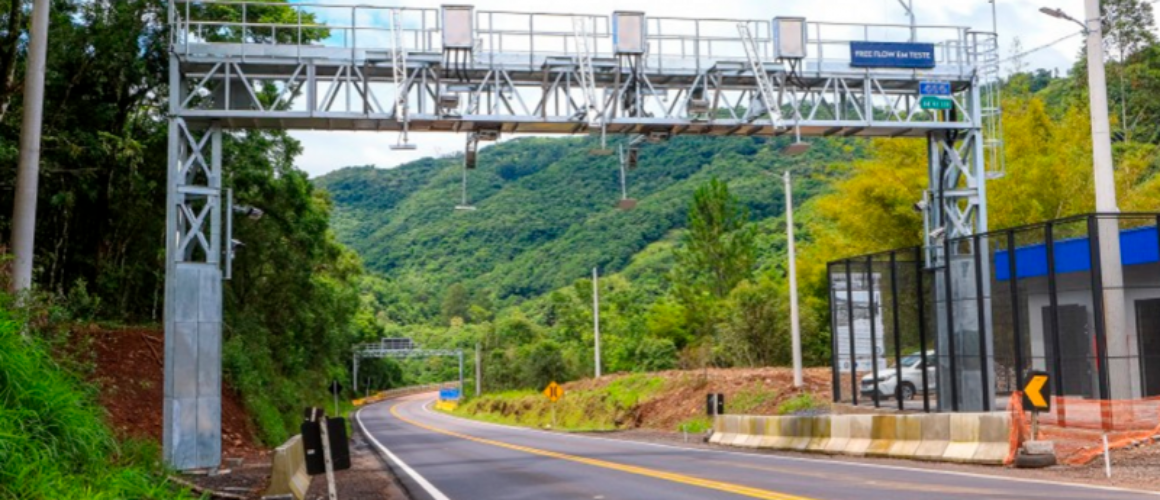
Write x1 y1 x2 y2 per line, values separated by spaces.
850 41 936 69
919 81 952 96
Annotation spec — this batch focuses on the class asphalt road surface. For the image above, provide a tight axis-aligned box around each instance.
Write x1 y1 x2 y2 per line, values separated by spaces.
356 394 1157 500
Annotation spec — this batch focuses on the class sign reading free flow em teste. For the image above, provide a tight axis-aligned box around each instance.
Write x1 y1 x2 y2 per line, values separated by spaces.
850 41 936 69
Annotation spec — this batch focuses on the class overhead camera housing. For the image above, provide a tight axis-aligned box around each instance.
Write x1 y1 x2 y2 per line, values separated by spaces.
646 130 670 144
929 226 947 241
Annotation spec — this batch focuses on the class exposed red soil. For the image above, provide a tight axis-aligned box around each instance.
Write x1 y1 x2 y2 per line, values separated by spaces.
564 367 834 431
78 326 264 459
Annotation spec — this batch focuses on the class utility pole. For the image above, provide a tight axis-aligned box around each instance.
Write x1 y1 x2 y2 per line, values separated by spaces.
785 172 803 388
1082 0 1127 400
593 267 602 378
475 342 482 397
9 0 52 293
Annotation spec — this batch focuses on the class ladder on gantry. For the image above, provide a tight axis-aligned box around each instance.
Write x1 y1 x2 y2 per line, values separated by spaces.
390 9 415 150
572 16 607 148
737 23 782 127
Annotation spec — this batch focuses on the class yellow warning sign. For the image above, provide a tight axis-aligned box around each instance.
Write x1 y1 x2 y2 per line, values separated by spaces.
543 381 564 403
1022 371 1051 412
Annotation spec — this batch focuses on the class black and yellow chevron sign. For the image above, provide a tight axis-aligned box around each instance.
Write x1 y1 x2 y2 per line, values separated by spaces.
1022 370 1051 412
543 381 564 403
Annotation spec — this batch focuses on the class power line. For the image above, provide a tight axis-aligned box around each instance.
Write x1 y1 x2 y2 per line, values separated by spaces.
997 31 1085 66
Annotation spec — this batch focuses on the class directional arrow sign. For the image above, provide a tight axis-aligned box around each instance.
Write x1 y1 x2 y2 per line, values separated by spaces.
543 381 565 403
1022 370 1052 412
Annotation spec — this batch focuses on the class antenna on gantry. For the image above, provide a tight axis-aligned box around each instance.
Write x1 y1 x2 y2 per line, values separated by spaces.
390 9 416 151
455 134 478 211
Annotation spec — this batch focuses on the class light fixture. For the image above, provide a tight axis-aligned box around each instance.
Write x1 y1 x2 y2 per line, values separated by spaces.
784 142 811 155
929 226 947 241
233 205 264 221
913 199 929 213
646 130 671 144
476 129 501 142
1038 7 1087 31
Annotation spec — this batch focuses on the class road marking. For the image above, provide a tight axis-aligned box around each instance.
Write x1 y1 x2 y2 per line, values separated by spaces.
391 401 818 500
355 407 452 500
418 396 1160 498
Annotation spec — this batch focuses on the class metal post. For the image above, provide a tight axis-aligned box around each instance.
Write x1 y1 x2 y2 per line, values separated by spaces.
916 247 930 413
845 260 858 406
593 266 601 378
9 0 52 293
319 418 338 500
867 256 881 408
786 171 803 388
1087 216 1112 405
475 342 482 397
891 251 904 411
973 234 991 412
1046 223 1065 400
458 350 465 393
352 355 359 393
829 265 840 403
1008 230 1025 389
944 236 959 412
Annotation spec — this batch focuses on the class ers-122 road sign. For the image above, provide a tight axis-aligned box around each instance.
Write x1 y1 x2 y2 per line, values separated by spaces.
1022 370 1052 412
543 381 565 402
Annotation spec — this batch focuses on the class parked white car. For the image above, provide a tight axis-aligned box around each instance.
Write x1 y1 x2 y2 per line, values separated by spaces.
860 351 936 401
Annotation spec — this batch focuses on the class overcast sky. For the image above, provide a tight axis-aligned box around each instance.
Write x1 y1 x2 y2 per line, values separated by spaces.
286 0 1146 177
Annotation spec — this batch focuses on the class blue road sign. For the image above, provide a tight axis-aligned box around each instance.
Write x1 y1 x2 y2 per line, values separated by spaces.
919 81 951 96
439 387 461 400
850 42 936 69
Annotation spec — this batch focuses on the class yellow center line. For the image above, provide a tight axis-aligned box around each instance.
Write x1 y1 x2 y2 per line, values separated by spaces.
389 401 820 500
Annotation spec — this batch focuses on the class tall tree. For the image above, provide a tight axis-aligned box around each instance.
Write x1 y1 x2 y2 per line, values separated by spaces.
674 178 756 299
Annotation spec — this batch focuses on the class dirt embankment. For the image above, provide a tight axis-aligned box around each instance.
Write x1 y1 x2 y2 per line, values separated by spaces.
78 326 263 459
459 367 833 432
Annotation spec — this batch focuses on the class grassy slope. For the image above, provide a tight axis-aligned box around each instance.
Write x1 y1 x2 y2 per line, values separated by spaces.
451 368 832 434
0 312 188 499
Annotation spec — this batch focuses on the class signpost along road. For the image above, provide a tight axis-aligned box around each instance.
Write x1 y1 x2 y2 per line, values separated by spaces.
1022 370 1052 413
543 381 564 428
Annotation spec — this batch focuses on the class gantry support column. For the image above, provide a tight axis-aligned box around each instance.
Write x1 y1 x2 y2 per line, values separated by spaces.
163 113 224 470
926 90 993 412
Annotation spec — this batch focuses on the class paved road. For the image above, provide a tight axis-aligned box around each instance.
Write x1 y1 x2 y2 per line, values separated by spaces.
356 394 1156 500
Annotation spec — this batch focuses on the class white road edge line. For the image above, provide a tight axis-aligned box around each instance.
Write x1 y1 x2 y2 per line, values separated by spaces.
417 398 1160 497
355 405 452 500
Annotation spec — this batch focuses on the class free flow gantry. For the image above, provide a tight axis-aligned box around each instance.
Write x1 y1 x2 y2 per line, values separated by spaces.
162 0 1001 471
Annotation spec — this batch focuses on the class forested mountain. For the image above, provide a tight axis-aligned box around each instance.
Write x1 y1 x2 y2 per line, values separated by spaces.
318 136 861 302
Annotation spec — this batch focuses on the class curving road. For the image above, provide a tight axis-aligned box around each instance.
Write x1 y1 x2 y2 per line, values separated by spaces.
356 394 1156 500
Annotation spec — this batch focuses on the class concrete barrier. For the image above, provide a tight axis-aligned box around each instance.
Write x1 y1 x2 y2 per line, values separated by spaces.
824 414 851 454
865 415 898 457
887 414 924 458
787 417 813 451
737 417 765 447
942 413 984 462
265 435 310 500
913 413 951 460
972 413 1013 465
844 415 874 456
710 411 1010 466
805 415 831 452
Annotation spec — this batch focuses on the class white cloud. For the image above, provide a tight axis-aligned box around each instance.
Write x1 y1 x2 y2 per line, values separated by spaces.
286 0 1154 177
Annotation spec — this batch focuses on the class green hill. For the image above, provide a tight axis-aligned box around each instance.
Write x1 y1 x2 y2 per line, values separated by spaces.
316 135 862 303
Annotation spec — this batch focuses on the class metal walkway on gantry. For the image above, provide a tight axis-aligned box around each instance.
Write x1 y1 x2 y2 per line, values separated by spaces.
162 0 1001 471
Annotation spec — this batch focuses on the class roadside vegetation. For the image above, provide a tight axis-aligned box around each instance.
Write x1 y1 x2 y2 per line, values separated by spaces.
0 294 189 499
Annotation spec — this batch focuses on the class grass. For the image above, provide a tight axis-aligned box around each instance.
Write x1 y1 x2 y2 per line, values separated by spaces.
727 382 780 414
777 393 822 415
676 416 712 434
0 308 190 499
451 374 667 432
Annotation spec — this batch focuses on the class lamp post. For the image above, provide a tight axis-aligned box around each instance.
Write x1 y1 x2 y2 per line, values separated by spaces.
9 0 52 293
1040 1 1126 400
785 171 803 388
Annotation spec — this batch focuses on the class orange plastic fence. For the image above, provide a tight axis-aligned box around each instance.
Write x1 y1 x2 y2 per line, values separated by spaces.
1009 392 1160 465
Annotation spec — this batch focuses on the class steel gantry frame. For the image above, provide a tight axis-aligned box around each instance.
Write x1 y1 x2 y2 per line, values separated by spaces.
351 339 465 397
163 0 999 469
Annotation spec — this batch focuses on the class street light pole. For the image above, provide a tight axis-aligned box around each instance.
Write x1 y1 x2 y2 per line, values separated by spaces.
785 172 803 388
593 267 602 379
1042 1 1126 398
9 0 52 293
